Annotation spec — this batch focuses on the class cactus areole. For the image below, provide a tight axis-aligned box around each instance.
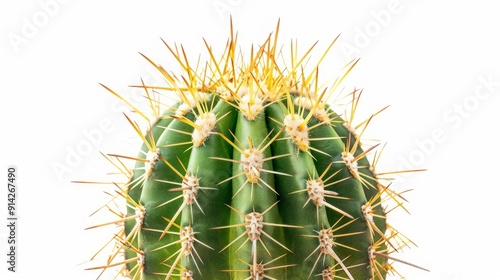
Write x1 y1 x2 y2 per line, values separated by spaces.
86 21 425 280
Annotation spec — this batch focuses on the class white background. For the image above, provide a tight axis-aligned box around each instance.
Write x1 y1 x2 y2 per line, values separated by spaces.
1 1 500 279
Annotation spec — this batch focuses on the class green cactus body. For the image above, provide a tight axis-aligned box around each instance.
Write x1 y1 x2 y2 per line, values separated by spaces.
87 22 425 280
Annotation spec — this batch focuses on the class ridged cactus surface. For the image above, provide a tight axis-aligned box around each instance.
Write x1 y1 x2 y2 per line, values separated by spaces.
86 22 425 280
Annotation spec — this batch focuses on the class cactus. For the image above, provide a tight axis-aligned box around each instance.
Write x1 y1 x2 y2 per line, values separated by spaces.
85 21 427 280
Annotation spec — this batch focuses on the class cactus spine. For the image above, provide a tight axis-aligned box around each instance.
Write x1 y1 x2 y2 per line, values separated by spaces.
86 21 426 279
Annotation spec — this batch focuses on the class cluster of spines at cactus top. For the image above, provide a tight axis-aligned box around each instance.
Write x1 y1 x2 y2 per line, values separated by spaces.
84 21 427 280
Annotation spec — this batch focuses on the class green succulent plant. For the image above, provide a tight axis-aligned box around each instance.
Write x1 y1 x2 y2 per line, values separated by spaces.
85 20 426 280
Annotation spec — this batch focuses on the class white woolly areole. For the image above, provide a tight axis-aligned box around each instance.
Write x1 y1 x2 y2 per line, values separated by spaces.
362 204 374 223
176 103 192 117
192 112 217 147
182 174 200 205
138 250 145 266
181 270 194 280
289 85 313 96
257 82 280 102
284 114 310 151
318 228 334 255
294 97 330 123
307 179 326 207
322 268 334 280
241 148 264 184
175 92 204 117
250 263 265 280
342 152 359 179
314 108 329 123
369 165 379 179
245 212 263 241
294 96 314 109
368 246 376 260
258 82 270 96
343 122 359 139
240 94 264 120
145 149 160 178
218 85 249 100
135 205 146 227
180 226 195 257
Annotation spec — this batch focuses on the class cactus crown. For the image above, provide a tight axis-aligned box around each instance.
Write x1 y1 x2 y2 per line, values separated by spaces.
84 20 427 280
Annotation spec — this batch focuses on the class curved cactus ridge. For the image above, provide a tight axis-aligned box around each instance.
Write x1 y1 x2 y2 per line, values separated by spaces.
85 20 428 280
